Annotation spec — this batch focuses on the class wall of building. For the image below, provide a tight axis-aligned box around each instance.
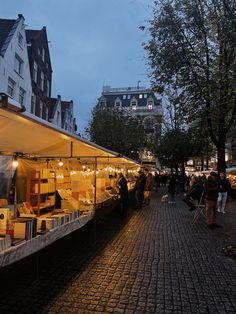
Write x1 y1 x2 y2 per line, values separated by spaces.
0 17 32 111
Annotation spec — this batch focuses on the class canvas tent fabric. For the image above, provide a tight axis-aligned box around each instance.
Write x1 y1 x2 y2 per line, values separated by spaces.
0 107 138 167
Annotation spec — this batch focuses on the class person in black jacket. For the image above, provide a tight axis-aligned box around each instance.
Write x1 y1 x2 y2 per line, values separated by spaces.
117 172 129 217
204 172 221 229
182 176 204 211
134 170 146 209
217 172 231 214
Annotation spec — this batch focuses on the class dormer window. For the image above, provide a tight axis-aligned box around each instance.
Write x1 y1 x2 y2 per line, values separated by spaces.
147 97 154 109
130 97 137 110
99 96 107 109
115 98 122 108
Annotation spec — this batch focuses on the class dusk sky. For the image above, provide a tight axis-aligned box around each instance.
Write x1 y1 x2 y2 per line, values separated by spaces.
1 0 154 133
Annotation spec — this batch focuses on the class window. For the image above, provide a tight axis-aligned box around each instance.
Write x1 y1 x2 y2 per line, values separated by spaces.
38 48 41 56
115 98 122 108
148 102 153 109
45 107 49 120
18 33 23 48
19 87 26 106
130 97 137 110
33 62 37 82
57 111 60 125
139 94 143 99
123 95 126 100
40 72 44 90
7 77 16 97
46 80 50 97
14 53 24 76
42 48 45 62
127 95 131 100
31 93 36 114
39 101 43 118
147 99 153 109
144 94 147 99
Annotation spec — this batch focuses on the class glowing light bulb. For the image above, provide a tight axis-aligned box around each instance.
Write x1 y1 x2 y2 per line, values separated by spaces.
12 160 19 168
58 160 63 167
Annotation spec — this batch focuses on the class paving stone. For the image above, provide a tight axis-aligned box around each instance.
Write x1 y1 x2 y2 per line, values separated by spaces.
0 190 236 313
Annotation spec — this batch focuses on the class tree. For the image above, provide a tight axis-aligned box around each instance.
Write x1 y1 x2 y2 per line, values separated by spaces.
144 0 236 172
86 107 145 160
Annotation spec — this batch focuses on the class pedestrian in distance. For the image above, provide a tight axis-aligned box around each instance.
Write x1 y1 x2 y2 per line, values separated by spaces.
117 172 129 217
217 172 231 214
144 168 153 205
134 170 146 210
204 171 222 229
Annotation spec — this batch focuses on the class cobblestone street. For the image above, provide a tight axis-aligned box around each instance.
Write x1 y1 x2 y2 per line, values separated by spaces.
0 190 236 314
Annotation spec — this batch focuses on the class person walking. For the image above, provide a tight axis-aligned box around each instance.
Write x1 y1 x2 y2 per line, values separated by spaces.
217 172 231 214
204 171 221 229
144 168 153 205
134 170 146 210
117 172 129 217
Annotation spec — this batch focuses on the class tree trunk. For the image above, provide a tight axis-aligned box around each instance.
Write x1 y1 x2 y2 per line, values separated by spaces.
217 135 226 173
201 157 204 171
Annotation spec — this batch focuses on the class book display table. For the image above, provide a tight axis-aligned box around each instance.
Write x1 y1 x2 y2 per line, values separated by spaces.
0 211 94 268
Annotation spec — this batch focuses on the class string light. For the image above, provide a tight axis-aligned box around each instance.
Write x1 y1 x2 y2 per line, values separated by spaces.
58 159 63 167
12 158 19 168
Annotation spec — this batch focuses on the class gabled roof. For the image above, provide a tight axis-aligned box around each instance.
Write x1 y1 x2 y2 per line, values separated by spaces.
25 29 41 41
49 97 59 121
61 101 72 126
0 19 16 56
26 27 52 71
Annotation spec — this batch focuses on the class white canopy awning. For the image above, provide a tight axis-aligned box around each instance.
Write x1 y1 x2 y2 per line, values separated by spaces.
0 103 139 167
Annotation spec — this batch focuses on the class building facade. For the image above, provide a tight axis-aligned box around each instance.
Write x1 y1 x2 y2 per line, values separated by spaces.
49 95 77 134
0 14 32 111
97 85 163 164
26 27 52 120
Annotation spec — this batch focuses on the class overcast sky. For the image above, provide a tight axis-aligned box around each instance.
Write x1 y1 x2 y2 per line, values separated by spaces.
2 0 153 133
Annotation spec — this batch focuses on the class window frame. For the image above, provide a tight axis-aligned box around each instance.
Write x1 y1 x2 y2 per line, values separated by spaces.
14 53 24 76
7 77 16 97
19 87 26 106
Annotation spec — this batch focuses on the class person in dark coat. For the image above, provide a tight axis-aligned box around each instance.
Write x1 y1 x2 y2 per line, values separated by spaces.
182 176 204 211
168 174 176 201
204 171 221 229
117 172 129 217
134 170 146 209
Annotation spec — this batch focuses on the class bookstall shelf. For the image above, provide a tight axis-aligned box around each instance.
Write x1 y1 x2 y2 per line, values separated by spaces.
0 102 140 269
0 212 94 268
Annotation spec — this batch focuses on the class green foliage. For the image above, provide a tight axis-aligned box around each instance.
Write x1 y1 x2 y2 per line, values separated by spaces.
145 0 236 171
156 128 192 167
86 107 145 160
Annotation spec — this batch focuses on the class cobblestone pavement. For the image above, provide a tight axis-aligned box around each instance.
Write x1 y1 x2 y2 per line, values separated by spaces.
0 189 236 314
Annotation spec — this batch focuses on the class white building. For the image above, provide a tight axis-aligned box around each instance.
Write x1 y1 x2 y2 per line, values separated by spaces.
49 95 78 134
0 14 32 111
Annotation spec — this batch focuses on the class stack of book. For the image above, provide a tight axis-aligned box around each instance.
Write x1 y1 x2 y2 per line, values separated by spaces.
13 218 37 240
0 234 11 252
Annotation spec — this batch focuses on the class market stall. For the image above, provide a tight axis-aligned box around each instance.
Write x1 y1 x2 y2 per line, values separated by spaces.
0 99 139 267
